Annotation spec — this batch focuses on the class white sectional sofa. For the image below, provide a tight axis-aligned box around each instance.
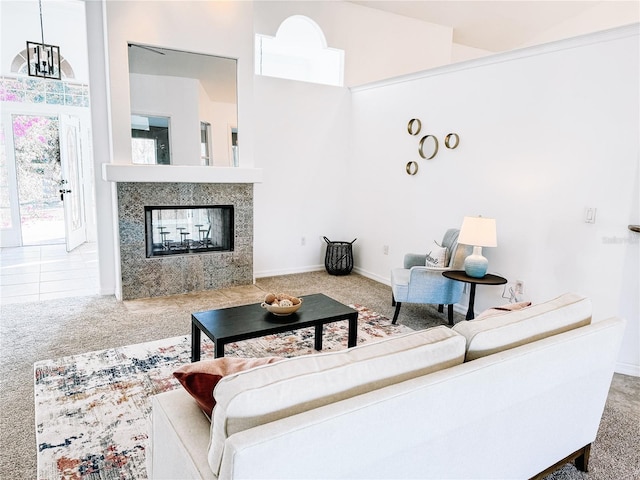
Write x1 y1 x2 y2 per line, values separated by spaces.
149 293 625 479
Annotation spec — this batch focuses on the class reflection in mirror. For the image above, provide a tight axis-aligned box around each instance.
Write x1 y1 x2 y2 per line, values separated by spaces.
230 127 238 167
200 122 211 166
128 44 238 166
131 115 170 165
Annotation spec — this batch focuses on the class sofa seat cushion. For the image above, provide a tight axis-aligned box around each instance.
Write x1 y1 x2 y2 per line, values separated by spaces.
173 356 283 418
453 293 591 361
208 326 466 476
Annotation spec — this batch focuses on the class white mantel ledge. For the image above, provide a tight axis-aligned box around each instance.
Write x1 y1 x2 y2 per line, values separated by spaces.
102 164 263 184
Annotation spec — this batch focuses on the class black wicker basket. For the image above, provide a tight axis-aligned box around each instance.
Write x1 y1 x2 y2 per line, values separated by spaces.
323 237 357 275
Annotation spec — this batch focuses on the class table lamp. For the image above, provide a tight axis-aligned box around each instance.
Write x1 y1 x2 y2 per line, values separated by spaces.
458 216 497 278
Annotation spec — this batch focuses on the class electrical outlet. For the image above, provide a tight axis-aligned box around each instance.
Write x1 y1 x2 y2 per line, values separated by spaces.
383 245 389 255
514 280 524 295
300 236 306 246
503 281 525 302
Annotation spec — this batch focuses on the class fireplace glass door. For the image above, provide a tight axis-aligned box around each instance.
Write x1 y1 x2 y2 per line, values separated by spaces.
145 205 233 257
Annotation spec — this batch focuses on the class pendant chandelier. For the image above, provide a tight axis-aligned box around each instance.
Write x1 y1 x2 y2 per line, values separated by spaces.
26 0 61 80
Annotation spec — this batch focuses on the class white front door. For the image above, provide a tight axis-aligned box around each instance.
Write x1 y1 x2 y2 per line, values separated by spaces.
58 114 86 251
0 114 22 247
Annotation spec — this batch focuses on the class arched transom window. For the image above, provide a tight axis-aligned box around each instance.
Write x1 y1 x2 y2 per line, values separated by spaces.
11 48 75 79
255 15 344 87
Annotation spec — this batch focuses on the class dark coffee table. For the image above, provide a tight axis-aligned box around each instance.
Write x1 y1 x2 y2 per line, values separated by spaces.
191 293 359 360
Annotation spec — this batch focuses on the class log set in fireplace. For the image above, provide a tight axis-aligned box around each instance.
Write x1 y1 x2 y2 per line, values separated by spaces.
144 205 233 257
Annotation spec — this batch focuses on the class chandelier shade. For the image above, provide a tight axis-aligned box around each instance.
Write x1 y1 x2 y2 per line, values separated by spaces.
26 41 61 80
26 0 61 80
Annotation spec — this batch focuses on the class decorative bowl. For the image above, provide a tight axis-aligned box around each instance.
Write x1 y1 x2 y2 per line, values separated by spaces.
261 297 303 316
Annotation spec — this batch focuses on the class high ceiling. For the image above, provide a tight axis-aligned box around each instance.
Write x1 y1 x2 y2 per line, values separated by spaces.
350 1 638 52
125 2 638 101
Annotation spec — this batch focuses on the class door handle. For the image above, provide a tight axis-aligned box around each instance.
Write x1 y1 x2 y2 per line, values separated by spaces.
59 189 72 201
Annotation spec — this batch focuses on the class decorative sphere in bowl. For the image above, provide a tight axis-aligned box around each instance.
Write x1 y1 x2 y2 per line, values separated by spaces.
261 295 303 316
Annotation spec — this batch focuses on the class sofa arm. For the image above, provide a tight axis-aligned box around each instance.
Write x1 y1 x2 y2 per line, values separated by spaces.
404 253 427 269
150 389 215 480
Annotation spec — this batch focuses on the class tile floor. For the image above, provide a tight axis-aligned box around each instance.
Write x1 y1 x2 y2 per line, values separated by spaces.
0 242 99 304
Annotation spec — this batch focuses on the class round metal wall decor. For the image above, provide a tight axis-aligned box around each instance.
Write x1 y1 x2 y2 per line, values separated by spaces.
406 161 418 175
407 119 422 136
418 135 439 160
444 133 460 149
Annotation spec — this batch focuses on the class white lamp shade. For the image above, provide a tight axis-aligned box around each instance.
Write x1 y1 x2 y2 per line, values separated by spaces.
458 216 497 247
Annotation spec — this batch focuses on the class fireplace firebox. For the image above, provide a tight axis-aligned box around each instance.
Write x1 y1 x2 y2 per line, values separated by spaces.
145 205 233 257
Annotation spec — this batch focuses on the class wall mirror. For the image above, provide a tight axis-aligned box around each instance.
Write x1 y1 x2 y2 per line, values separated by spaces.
128 43 238 167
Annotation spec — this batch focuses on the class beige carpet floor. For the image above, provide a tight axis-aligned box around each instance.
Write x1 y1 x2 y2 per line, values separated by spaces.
1 271 638 479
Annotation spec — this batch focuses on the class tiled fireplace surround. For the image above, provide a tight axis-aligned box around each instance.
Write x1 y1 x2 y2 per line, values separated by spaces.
117 182 253 300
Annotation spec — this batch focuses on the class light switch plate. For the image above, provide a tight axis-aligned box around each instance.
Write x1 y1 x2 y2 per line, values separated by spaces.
585 207 597 224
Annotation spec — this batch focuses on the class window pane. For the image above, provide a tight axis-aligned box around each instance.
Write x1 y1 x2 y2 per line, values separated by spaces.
200 122 211 166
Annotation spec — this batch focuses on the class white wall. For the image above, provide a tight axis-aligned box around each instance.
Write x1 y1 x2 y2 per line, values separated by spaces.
348 26 639 375
253 76 352 277
129 73 201 166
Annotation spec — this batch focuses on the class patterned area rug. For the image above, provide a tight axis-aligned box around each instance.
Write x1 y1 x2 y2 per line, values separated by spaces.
34 305 411 480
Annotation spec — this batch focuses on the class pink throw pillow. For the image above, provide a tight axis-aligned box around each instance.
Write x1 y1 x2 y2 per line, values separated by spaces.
475 301 532 320
174 356 283 417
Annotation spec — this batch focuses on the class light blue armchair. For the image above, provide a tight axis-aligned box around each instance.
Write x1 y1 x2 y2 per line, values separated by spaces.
390 229 470 325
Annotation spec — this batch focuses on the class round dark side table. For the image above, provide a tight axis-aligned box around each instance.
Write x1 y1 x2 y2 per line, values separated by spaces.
442 270 508 320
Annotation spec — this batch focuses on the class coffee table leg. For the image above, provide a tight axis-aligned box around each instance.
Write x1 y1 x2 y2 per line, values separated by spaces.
214 339 225 358
314 324 323 351
191 322 201 362
347 314 358 348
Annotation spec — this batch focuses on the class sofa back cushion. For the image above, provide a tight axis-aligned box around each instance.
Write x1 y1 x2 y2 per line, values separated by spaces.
208 326 466 476
452 293 592 361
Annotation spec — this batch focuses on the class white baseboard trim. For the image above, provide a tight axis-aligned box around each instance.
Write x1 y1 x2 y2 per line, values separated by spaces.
615 362 640 377
254 265 325 279
351 266 389 285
